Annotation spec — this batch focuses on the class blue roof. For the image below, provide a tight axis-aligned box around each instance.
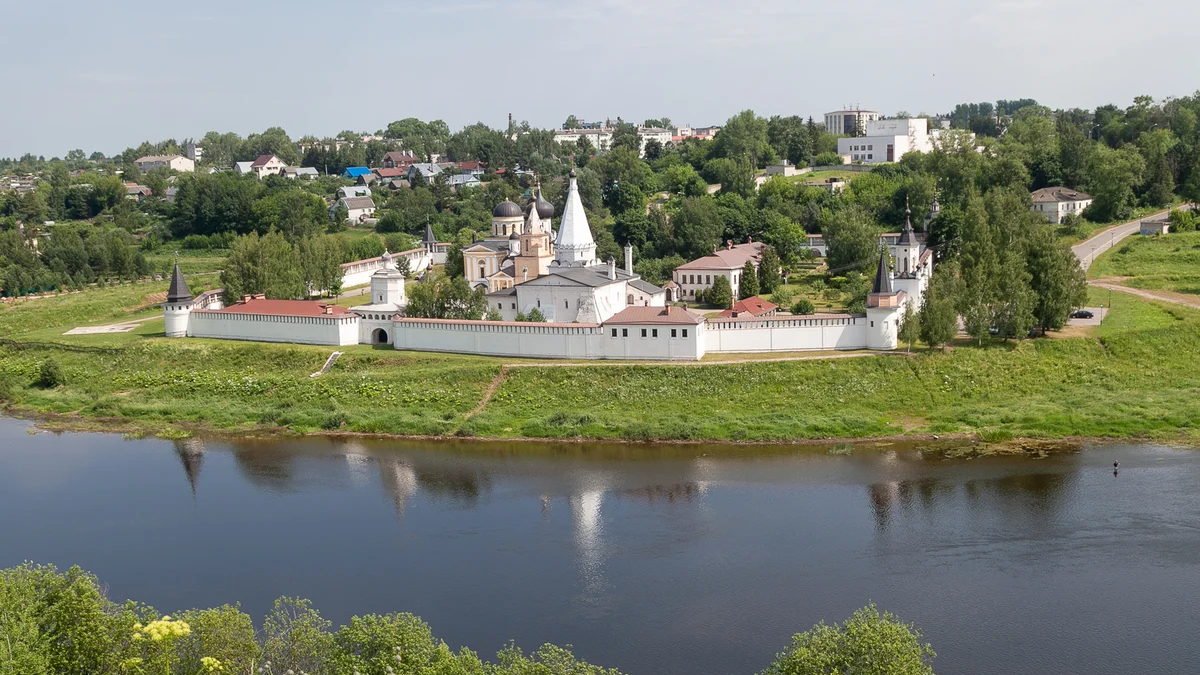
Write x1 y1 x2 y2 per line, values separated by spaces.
342 166 371 177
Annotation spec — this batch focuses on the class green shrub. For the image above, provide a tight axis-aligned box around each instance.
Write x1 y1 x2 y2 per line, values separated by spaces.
792 298 816 315
35 359 65 388
322 411 350 430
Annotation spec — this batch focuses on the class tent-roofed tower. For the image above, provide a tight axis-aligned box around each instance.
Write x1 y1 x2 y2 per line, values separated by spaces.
163 261 194 338
552 170 597 268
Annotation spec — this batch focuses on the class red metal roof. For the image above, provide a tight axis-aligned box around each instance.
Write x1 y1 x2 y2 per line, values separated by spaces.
213 297 354 317
372 167 407 177
250 154 279 167
717 296 778 317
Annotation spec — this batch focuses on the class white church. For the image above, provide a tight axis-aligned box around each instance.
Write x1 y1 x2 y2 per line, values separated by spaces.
162 175 933 360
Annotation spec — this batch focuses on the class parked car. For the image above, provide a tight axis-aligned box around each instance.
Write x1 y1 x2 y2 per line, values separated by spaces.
1070 310 1094 319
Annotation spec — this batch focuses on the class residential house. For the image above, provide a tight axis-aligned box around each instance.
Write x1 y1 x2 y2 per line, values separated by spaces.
342 166 372 179
134 155 195 173
281 166 319 180
671 240 767 302
233 161 254 175
125 183 152 201
382 150 419 169
185 142 203 164
337 186 372 199
1030 187 1093 224
372 167 408 182
455 160 485 176
446 174 482 190
718 297 779 318
406 163 443 182
330 196 377 224
249 154 287 178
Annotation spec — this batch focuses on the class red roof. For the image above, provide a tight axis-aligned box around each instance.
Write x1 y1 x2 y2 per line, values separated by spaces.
456 160 484 171
213 297 354 318
372 167 407 177
605 305 704 325
717 296 778 317
250 154 279 167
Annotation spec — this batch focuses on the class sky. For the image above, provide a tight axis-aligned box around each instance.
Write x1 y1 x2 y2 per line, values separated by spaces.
1 0 1198 158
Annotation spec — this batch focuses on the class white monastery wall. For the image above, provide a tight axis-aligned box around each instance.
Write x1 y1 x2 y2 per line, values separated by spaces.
704 316 869 353
189 311 359 346
393 320 604 359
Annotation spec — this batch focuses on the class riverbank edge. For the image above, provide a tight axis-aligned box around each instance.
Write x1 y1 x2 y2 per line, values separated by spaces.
8 405 1195 452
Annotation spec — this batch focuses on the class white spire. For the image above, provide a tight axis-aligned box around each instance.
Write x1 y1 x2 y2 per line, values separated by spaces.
554 170 597 267
526 200 542 236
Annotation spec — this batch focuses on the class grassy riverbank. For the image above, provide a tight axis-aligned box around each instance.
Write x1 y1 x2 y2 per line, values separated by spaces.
1089 230 1200 295
2 282 1199 443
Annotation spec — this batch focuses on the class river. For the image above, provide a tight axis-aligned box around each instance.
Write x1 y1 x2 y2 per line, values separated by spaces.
1 417 1197 675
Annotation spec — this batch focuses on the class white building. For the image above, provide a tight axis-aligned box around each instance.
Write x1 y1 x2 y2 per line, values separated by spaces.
671 241 766 302
331 196 376 223
249 154 288 179
185 142 203 164
824 110 882 135
837 118 940 164
553 127 673 157
282 166 319 180
1031 187 1093 224
134 155 195 173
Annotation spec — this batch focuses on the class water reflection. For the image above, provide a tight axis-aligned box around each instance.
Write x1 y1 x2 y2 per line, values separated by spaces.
172 438 206 498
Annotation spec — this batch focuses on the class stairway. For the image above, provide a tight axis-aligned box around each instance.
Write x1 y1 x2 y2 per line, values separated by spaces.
310 351 343 378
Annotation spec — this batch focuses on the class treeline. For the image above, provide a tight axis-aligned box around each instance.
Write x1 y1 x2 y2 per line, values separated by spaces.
0 225 151 296
0 563 937 675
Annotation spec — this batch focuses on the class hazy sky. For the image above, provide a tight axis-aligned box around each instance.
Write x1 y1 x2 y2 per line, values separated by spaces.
2 0 1197 158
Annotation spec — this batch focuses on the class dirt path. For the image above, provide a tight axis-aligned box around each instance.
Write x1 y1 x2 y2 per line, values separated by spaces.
458 365 511 428
1088 280 1200 309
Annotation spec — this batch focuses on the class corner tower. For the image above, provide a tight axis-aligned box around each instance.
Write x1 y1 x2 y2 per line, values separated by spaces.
163 262 193 338
552 170 597 268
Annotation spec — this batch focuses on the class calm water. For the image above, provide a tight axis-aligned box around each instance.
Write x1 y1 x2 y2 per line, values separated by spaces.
1 417 1198 675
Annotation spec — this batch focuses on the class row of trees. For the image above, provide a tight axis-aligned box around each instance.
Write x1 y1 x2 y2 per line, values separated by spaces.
218 231 346 303
1 563 937 675
0 225 153 296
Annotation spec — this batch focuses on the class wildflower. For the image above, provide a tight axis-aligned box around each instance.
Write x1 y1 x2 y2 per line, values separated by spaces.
201 656 224 673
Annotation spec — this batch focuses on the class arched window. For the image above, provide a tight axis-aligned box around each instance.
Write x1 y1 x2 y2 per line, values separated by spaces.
537 299 541 308
564 300 569 309
627 294 634 305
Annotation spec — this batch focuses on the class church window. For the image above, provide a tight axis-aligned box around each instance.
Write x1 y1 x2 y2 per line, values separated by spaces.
682 329 688 338
705 275 711 284
652 329 658 338
611 328 617 337
641 329 647 338
627 294 634 305
622 329 628 337
870 321 874 327
565 300 569 309
671 329 677 338
537 299 541 308
511 303 516 309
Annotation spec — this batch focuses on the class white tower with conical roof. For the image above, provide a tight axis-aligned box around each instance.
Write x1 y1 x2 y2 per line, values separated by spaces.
163 261 193 338
553 170 597 268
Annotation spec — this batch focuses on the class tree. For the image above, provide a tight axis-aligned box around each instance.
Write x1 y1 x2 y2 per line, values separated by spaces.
991 249 1037 340
1084 145 1146 221
792 298 815 315
920 262 961 349
898 302 920 352
642 138 663 161
713 110 773 168
262 597 335 675
672 196 724 260
175 604 260 675
761 604 935 675
220 230 305 302
823 206 880 274
739 260 759 299
563 115 580 130
485 307 502 321
526 307 547 322
610 124 641 153
1025 223 1087 332
758 246 782 293
708 274 733 309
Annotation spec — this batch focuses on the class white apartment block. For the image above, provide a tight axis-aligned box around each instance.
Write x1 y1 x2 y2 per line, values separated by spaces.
134 155 195 173
553 127 673 157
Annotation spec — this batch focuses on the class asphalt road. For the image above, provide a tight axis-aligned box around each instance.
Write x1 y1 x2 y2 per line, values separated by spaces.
1073 204 1192 269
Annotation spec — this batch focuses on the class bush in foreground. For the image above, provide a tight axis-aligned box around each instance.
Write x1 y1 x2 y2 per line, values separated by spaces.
0 563 935 675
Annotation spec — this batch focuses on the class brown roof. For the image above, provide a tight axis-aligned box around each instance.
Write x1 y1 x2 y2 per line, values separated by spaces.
675 242 765 271
1031 186 1092 203
604 305 704 325
456 160 484 170
373 167 407 178
250 154 280 167
717 296 778 317
213 298 354 318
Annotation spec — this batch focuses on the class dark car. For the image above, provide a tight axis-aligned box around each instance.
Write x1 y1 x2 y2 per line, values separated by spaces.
1070 310 1094 319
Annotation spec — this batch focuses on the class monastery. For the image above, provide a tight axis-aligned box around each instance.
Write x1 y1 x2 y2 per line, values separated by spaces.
162 173 933 359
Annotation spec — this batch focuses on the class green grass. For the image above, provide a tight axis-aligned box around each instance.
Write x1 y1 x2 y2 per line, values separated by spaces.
3 277 1200 443
1088 231 1200 294
1060 202 1179 243
145 250 228 275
